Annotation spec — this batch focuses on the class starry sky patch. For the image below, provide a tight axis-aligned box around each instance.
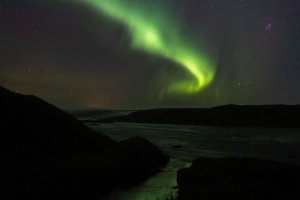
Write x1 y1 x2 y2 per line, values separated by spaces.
1 0 300 109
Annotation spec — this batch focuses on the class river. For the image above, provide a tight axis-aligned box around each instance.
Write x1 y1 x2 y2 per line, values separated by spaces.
85 122 300 200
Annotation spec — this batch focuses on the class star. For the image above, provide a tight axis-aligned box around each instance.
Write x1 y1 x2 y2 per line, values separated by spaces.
266 23 272 30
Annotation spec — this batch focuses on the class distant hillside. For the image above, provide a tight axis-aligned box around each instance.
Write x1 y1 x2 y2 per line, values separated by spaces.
112 104 300 128
67 109 133 119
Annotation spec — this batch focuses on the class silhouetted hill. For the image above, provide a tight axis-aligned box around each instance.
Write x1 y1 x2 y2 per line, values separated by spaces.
0 86 19 95
112 105 300 128
0 87 168 199
0 87 115 156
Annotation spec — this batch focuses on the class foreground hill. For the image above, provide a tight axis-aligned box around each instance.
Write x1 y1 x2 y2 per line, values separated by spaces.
0 87 115 156
112 105 300 127
177 157 300 200
0 87 168 199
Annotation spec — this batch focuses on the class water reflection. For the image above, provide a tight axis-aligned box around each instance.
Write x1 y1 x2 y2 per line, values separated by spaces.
102 158 191 200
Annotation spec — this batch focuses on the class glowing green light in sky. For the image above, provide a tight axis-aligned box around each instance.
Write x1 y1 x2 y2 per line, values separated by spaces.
81 0 216 94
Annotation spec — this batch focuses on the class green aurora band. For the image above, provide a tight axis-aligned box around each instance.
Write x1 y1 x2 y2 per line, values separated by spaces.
81 0 217 94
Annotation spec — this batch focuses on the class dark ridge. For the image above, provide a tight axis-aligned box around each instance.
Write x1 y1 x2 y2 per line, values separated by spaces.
0 87 169 199
111 105 300 128
0 86 19 95
0 87 115 156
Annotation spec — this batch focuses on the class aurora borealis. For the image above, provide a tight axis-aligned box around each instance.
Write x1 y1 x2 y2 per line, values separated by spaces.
1 0 300 109
81 0 216 94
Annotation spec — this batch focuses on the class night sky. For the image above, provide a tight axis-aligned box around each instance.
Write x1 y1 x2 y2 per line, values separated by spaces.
1 0 300 109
